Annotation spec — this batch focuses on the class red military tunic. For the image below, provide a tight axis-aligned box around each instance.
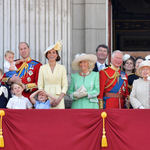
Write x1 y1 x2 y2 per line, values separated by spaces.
98 64 129 109
2 57 42 100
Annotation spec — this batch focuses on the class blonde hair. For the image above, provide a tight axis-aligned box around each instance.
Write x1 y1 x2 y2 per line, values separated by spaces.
11 82 24 90
5 50 14 57
78 60 95 71
88 60 95 71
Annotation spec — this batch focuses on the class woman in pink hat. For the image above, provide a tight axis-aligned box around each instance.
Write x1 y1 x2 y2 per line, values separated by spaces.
38 40 68 109
68 53 99 109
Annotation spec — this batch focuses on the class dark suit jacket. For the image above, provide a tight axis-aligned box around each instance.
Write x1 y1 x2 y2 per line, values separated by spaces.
93 62 108 72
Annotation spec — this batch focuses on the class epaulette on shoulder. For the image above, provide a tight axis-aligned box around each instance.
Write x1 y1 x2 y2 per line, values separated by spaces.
31 59 42 64
128 73 134 76
103 67 109 70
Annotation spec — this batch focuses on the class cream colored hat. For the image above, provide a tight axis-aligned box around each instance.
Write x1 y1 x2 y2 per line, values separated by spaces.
145 55 150 60
137 60 150 77
71 53 97 70
123 54 130 62
43 40 63 55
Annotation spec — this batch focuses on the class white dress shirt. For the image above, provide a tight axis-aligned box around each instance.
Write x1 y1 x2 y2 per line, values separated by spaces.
6 95 32 109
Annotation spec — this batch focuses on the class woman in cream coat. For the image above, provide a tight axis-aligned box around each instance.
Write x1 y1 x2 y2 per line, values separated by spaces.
130 60 150 109
38 40 68 109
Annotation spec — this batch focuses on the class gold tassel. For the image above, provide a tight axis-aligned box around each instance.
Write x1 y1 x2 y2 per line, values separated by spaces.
0 110 5 148
16 62 28 76
101 111 108 147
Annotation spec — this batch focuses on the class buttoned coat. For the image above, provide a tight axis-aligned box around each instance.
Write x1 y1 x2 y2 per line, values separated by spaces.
130 78 149 109
38 62 68 109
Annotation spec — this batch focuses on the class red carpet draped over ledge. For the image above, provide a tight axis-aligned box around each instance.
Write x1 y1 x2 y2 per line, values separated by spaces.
1 109 150 150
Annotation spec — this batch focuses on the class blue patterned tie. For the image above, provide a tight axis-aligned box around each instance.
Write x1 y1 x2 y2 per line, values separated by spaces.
99 64 103 71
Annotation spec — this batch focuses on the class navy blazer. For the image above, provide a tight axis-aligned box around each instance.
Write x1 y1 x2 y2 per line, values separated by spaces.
93 63 108 72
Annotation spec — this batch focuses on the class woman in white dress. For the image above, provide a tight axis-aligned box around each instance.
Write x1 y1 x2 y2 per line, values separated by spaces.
130 60 150 109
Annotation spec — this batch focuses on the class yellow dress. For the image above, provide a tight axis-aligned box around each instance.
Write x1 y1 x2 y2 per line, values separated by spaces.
38 63 68 109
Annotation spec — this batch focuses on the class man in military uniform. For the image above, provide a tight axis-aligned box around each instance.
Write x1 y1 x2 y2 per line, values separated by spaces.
98 50 129 109
2 42 42 100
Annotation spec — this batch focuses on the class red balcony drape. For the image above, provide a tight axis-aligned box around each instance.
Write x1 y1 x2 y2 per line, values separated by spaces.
1 109 150 150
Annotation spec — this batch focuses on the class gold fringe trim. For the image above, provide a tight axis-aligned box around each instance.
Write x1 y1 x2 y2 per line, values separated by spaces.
1 78 9 83
16 62 28 76
26 83 37 92
98 99 103 109
0 110 5 148
101 111 108 147
103 70 120 89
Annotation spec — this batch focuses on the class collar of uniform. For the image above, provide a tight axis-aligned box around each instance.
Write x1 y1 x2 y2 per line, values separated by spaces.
23 57 32 62
110 63 120 71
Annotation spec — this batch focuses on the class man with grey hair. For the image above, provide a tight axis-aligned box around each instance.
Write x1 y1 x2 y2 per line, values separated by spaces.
97 50 129 109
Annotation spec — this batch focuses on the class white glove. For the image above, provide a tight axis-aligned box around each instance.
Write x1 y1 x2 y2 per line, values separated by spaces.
73 91 87 99
139 106 145 109
0 86 8 98
73 91 79 99
79 85 87 92
73 85 87 100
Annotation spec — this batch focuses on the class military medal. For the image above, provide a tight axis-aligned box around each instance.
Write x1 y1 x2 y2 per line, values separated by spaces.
121 74 127 80
124 81 126 87
27 77 31 82
31 65 34 70
28 70 33 76
123 86 125 92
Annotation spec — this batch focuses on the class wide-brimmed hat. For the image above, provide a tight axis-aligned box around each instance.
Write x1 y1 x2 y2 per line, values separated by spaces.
137 60 150 77
43 40 63 55
71 53 97 70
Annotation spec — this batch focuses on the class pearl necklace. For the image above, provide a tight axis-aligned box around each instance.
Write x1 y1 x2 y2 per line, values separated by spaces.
81 71 90 76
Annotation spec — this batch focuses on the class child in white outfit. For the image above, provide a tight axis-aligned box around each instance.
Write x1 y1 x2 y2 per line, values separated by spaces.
6 82 32 109
4 51 25 78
